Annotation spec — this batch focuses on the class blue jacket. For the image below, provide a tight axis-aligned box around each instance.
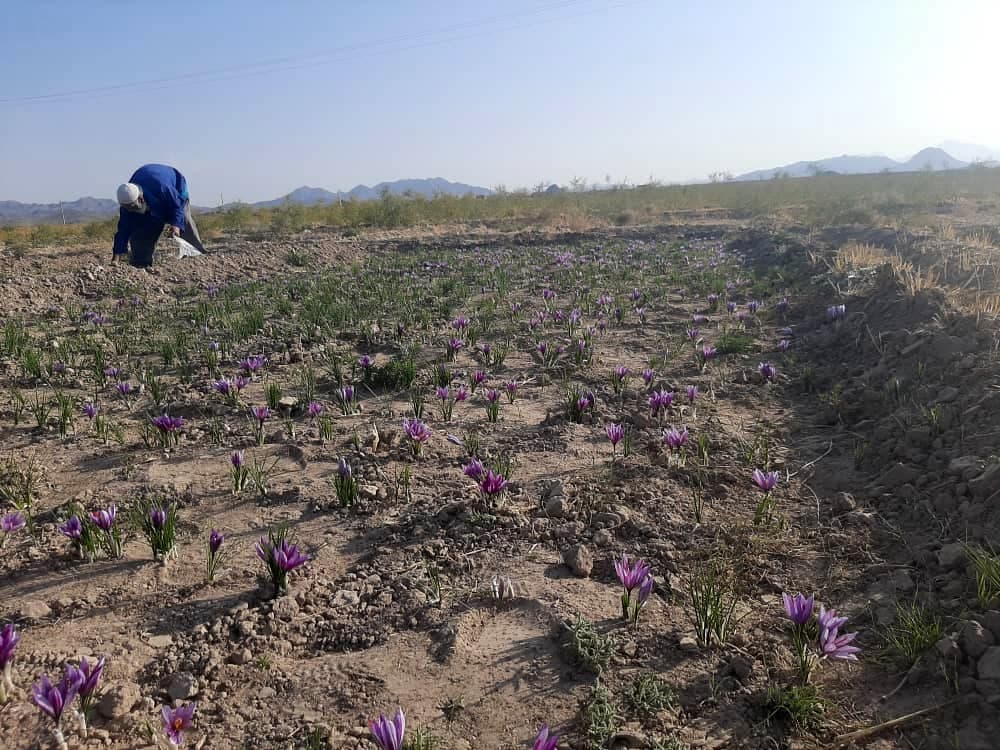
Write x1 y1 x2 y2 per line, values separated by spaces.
112 164 190 256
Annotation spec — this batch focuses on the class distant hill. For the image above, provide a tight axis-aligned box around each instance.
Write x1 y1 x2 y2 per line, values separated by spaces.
736 147 970 181
0 196 119 226
937 140 1000 164
253 178 492 208
0 177 492 225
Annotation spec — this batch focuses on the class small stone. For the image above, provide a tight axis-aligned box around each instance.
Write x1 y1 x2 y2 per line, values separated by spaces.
228 648 253 665
258 686 277 700
888 568 915 593
97 682 142 719
729 655 753 681
333 590 361 607
936 636 961 660
977 647 1000 680
833 493 857 512
562 543 593 577
167 671 198 701
593 529 614 547
358 484 379 500
20 600 51 620
679 636 699 652
982 611 1000 641
277 396 299 410
938 542 967 570
272 596 300 621
962 621 996 660
147 634 174 649
545 496 568 518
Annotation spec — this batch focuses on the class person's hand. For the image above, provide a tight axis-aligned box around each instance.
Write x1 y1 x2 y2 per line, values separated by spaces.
169 225 181 237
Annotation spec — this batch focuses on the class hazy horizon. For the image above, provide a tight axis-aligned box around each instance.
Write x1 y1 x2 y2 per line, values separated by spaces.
2 0 999 204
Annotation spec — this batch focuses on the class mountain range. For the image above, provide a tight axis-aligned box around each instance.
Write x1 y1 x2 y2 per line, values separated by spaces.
0 177 492 226
734 145 986 181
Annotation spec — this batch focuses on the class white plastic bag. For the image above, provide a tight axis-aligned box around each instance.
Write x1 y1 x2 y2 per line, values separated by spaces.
173 236 202 258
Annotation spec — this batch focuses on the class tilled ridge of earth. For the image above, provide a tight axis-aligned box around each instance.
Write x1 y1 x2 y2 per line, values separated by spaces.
0 223 998 749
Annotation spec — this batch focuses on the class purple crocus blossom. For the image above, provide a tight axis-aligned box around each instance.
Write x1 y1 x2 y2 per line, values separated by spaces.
454 385 469 402
152 414 184 433
32 670 81 724
817 605 849 634
0 623 19 670
337 457 352 479
307 401 324 417
701 345 717 360
212 378 234 396
827 304 847 321
115 381 132 397
209 529 224 555
103 366 123 381
484 388 501 404
662 426 689 451
817 608 861 661
239 356 265 374
75 656 105 706
358 354 374 370
605 423 625 448
402 418 432 444
149 507 168 530
59 516 83 540
478 469 509 498
83 402 99 419
463 458 485 480
614 554 652 592
231 451 245 468
256 537 310 572
641 368 656 386
251 405 270 424
472 370 488 387
782 592 815 625
686 328 700 342
369 708 406 750
686 385 698 404
758 362 777 381
162 702 197 746
89 505 116 532
533 724 559 750
752 469 780 492
778 339 791 352
1 511 25 535
452 315 470 330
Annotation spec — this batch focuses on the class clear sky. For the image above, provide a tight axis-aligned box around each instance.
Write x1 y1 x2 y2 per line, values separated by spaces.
1 0 998 204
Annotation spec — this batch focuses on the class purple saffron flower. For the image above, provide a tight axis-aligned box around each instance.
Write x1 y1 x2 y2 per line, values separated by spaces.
758 361 777 381
115 381 132 397
686 385 698 404
59 516 82 540
692 314 708 325
533 724 559 750
338 385 355 403
162 702 197 746
817 605 850 634
436 386 450 401
209 529 224 555
33 670 81 724
778 339 791 352
337 456 352 479
751 469 780 492
52 361 66 374
472 370 487 387
748 300 761 314
239 355 265 374
614 554 653 592
369 708 406 750
75 656 105 707
230 451 245 468
605 423 625 448
272 539 310 572
149 507 167 530
662 426 689 451
152 414 184 433
0 623 19 670
212 378 233 396
541 288 556 301
776 297 789 314
641 368 656 387
307 401 324 417
208 341 220 352
83 402 99 419
686 328 700 342
463 458 485 479
484 388 501 403
818 609 861 661
454 385 469 402
89 505 116 531
446 338 464 354
251 405 271 424
358 354 374 370
452 315 470 331
1 511 25 535
827 304 847 322
782 593 815 625
234 375 250 391
613 365 630 381
707 293 720 306
402 418 432 444
701 344 717 360
504 380 519 398
478 469 509 498
103 366 123 381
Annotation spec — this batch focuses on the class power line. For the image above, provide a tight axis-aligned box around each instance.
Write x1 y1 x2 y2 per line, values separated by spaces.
0 0 637 105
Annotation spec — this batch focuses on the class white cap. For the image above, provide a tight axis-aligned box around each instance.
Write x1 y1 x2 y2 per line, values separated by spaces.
117 183 141 205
